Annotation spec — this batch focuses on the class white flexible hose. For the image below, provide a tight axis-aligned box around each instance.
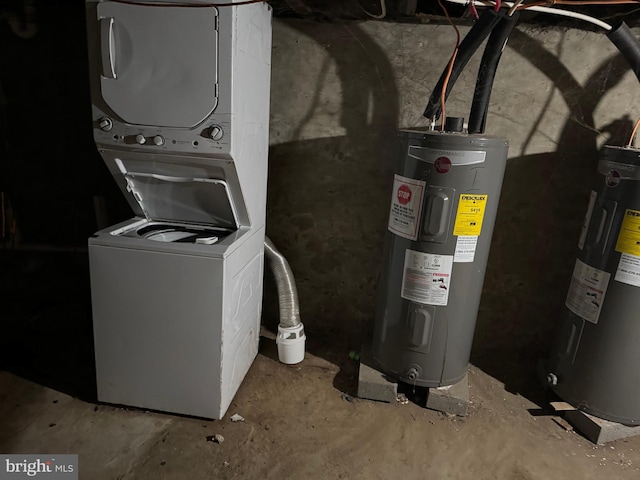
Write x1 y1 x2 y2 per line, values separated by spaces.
264 236 301 329
264 237 306 365
445 0 612 31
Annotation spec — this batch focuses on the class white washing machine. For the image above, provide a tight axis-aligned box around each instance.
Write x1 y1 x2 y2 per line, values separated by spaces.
85 0 272 419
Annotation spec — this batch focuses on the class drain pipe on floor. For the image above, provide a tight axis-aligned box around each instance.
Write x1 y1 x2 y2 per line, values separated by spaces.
264 236 306 364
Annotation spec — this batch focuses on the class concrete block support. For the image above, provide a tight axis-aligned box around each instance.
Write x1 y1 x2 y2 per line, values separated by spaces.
357 343 470 417
565 410 640 444
425 374 470 417
357 345 398 403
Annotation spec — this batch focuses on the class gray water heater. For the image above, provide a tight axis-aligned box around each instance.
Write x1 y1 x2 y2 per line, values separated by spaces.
546 145 640 425
372 128 508 387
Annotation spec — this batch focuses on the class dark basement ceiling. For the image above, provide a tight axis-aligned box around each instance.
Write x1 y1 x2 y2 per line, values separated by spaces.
271 0 640 29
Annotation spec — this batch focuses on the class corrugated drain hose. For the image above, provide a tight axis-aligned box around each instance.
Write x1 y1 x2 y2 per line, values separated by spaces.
264 236 301 328
265 236 305 364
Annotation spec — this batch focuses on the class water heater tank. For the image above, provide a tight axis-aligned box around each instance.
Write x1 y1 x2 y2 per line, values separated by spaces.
546 145 640 425
372 127 508 387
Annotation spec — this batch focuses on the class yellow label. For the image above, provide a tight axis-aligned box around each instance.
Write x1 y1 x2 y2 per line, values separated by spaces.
615 209 640 256
453 194 488 237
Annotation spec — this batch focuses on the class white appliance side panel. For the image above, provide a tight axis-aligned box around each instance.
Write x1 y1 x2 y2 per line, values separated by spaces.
90 244 225 419
227 3 272 231
220 246 264 414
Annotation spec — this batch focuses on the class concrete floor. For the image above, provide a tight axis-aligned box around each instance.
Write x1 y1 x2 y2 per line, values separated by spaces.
1 251 639 479
3 12 640 480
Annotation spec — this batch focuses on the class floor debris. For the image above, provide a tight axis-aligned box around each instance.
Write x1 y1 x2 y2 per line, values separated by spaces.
206 434 225 444
341 392 354 402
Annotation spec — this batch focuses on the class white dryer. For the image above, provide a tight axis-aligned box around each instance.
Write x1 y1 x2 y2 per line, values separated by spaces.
85 0 272 419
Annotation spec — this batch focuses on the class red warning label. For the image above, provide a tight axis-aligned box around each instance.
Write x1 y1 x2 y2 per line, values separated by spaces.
397 184 412 205
388 175 426 241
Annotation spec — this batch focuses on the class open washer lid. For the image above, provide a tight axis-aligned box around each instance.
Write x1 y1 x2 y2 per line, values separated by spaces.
96 1 219 128
116 159 238 230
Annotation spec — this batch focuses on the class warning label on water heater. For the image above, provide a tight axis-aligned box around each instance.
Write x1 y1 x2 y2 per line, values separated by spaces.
565 259 610 324
401 250 453 306
388 175 426 241
615 253 640 287
454 236 478 263
453 194 488 237
615 209 640 257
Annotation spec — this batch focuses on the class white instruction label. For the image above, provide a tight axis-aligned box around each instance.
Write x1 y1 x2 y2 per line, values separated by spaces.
454 236 478 263
388 175 426 241
578 190 597 250
565 259 610 324
401 250 453 306
615 253 640 287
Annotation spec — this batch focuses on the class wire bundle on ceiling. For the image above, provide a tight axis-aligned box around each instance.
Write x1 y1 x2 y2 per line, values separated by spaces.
424 0 640 137
424 5 518 134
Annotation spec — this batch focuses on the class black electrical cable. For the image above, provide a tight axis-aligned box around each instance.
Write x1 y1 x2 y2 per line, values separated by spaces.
423 8 504 122
607 22 640 84
467 11 520 134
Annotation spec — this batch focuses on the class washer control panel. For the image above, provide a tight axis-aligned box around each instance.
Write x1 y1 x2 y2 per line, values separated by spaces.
92 112 232 155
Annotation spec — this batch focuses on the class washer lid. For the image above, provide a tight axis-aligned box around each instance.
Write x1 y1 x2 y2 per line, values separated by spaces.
96 1 218 128
122 169 238 230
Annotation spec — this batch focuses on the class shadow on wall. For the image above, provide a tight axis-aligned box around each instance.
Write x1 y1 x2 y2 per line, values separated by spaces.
262 20 399 394
471 29 634 403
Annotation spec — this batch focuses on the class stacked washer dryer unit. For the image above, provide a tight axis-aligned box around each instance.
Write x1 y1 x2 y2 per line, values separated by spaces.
85 0 272 419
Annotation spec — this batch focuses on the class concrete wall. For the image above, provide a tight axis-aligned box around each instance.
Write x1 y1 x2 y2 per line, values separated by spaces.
264 19 640 381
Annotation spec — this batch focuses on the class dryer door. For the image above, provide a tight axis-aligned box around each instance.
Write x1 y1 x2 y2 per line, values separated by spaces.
96 1 218 128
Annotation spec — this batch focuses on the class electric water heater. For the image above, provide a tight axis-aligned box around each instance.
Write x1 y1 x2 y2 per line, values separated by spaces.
372 126 508 387
546 145 640 425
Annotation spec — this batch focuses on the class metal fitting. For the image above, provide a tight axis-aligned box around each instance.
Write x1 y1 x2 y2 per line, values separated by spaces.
407 367 419 381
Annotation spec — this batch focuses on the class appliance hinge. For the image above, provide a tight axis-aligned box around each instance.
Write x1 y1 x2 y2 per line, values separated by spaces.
124 177 149 219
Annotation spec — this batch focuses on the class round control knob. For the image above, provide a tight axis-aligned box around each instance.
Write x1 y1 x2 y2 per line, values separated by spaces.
135 134 146 145
98 117 113 132
152 135 165 146
207 125 224 141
